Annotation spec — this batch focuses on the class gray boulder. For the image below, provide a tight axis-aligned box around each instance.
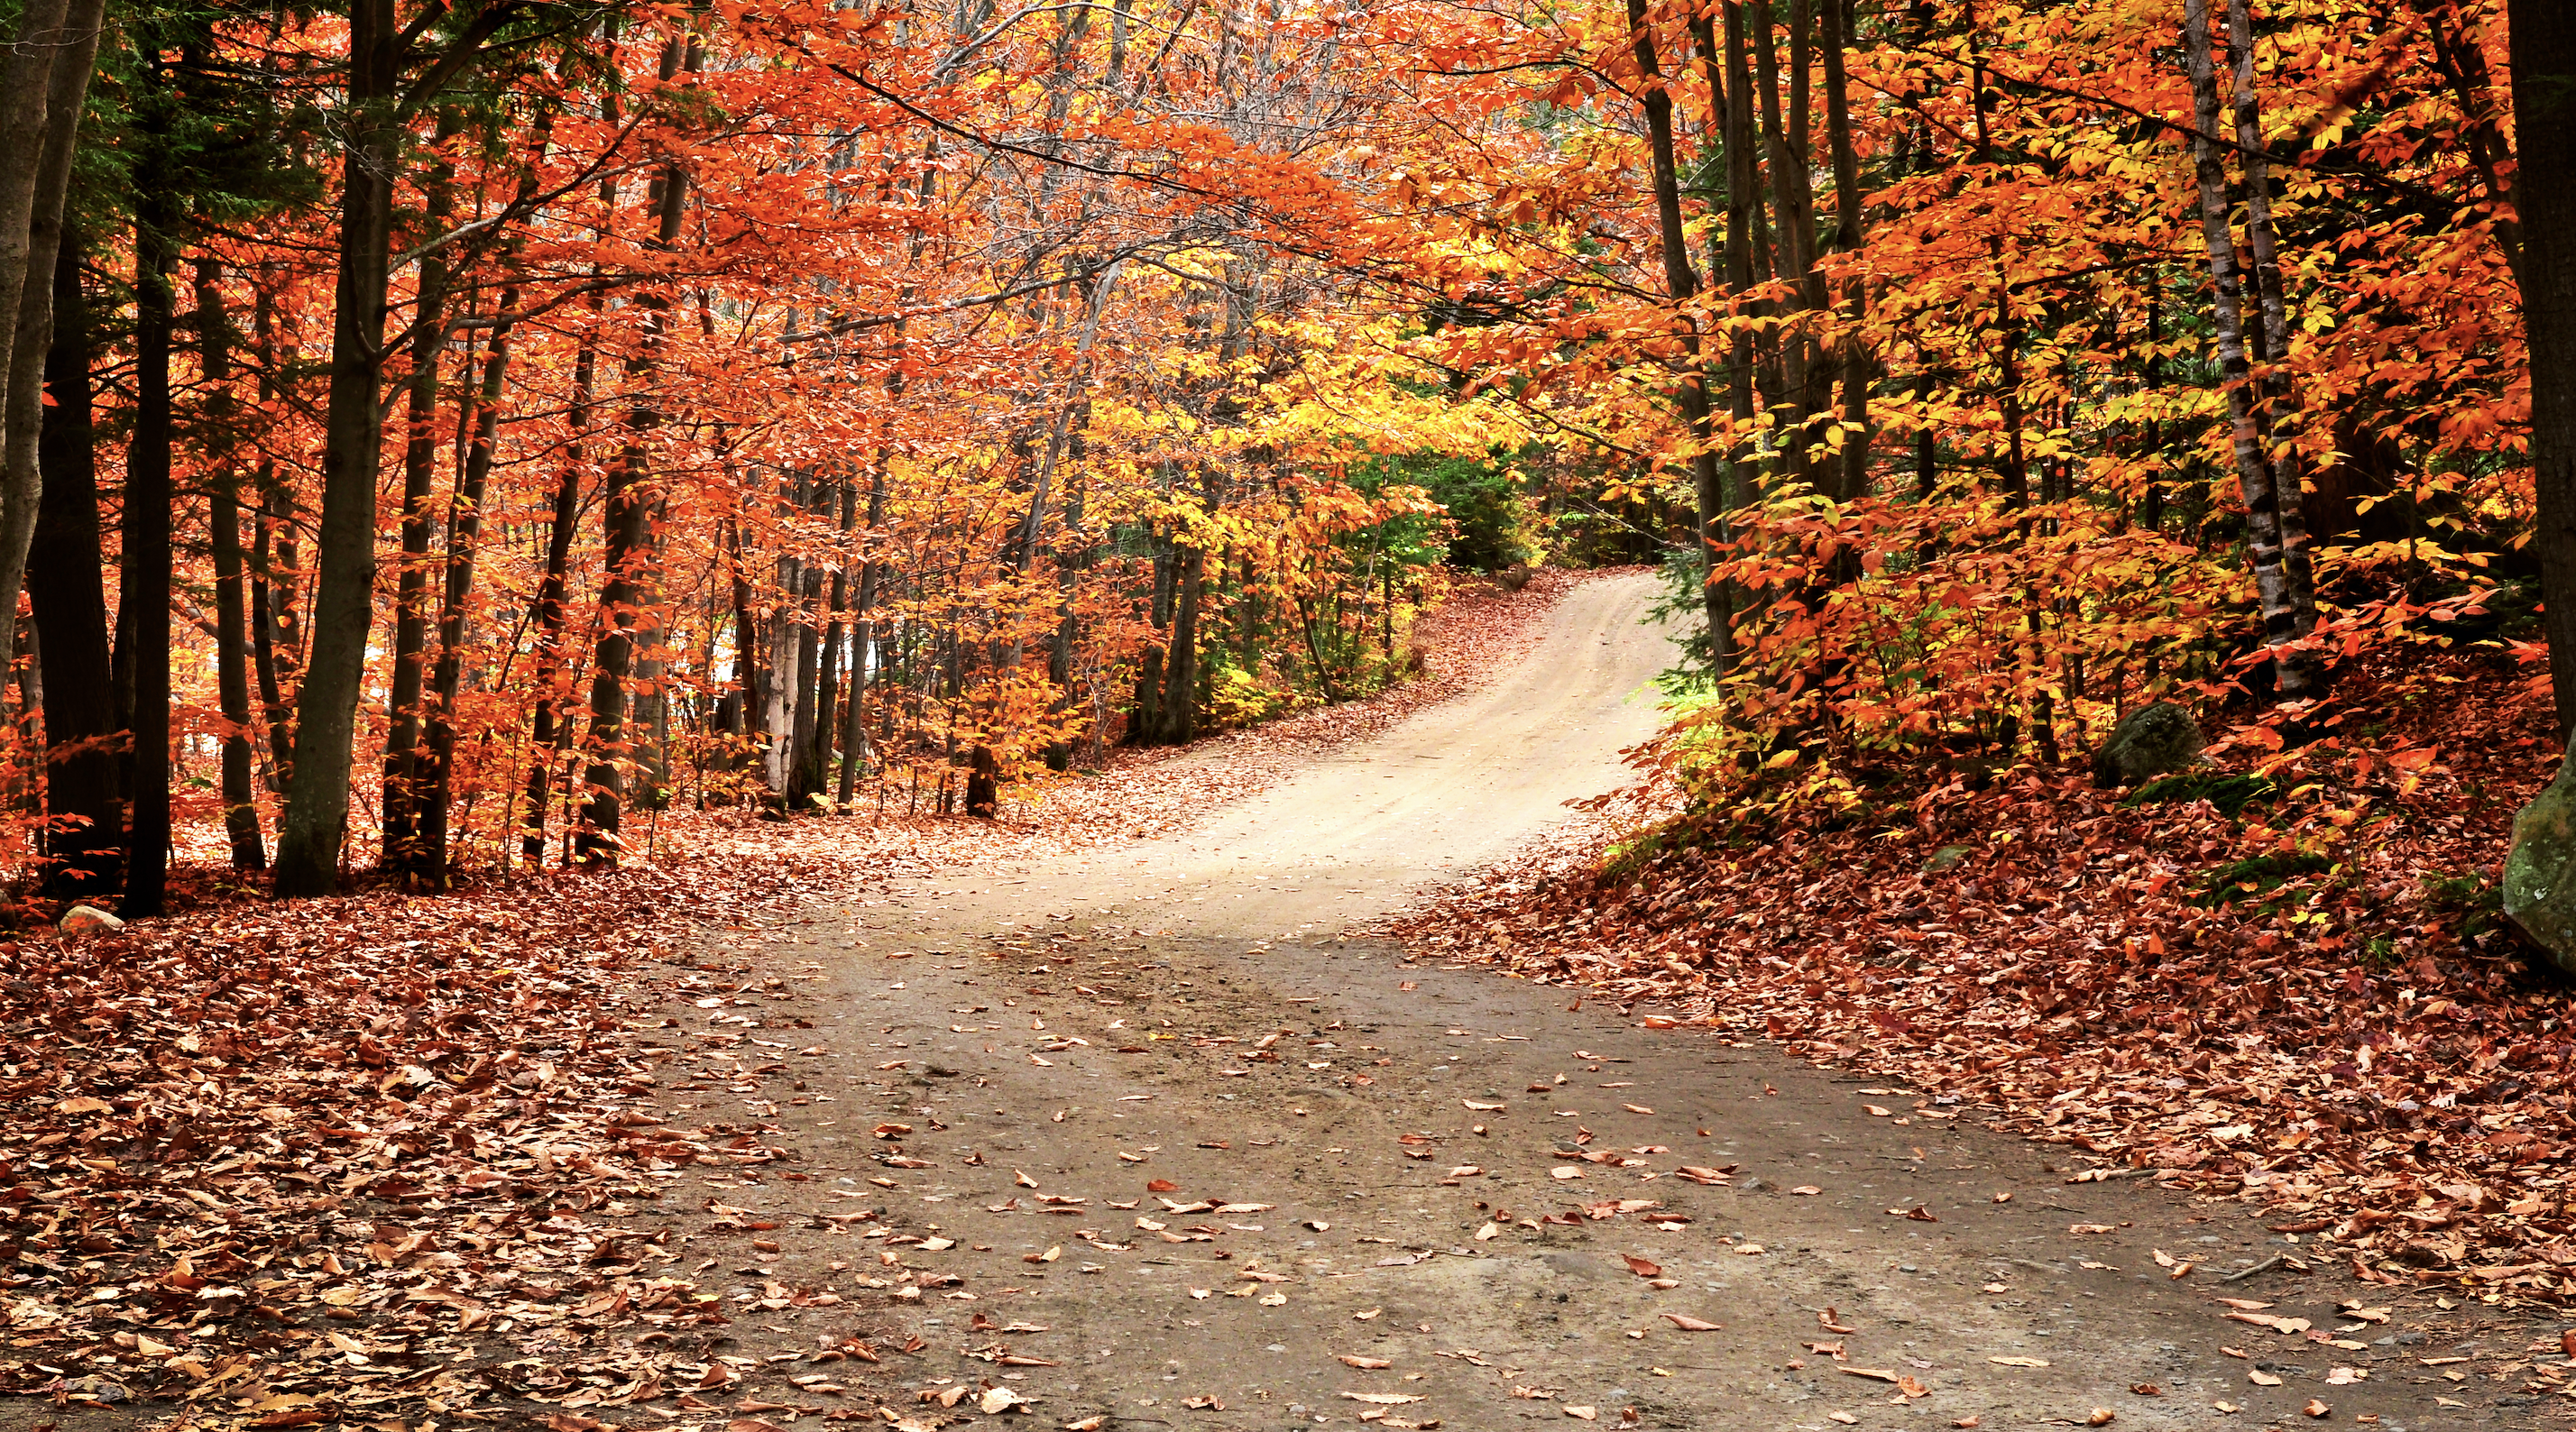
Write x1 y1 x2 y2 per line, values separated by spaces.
2506 747 2576 975
58 904 123 936
2092 702 2206 787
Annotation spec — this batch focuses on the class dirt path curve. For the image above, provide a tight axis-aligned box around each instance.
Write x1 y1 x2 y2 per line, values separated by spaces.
676 574 2534 1432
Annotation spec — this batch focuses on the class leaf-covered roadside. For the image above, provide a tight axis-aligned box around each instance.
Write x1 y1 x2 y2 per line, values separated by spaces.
0 568 1587 1427
1374 649 2576 1304
0 860 831 1426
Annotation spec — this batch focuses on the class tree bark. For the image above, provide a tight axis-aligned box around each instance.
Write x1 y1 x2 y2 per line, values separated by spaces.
1159 545 1202 744
810 479 855 801
837 469 886 804
578 30 695 860
1818 0 1872 501
1628 0 1731 669
271 0 401 896
417 289 515 884
28 234 118 895
0 0 103 669
121 184 177 917
2513 0 2576 736
517 338 587 864
2224 0 2319 649
248 270 295 795
381 117 457 875
760 546 803 796
197 257 265 870
2182 0 2313 699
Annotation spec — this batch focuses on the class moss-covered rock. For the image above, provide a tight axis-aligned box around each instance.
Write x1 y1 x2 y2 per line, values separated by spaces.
2091 702 2206 788
2505 747 2576 975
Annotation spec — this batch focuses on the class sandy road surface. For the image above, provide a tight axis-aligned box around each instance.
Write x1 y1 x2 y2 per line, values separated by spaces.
642 573 2536 1432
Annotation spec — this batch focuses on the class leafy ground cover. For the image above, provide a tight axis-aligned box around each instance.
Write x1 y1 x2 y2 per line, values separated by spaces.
1374 646 2576 1307
0 571 1596 1426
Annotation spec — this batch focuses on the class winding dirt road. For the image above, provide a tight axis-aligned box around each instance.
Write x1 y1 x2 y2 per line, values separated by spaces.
660 574 2533 1432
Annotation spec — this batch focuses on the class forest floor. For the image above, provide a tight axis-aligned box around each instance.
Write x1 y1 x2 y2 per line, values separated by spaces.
0 569 2564 1432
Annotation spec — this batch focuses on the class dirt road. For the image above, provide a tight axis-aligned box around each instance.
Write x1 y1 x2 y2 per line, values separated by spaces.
666 574 2539 1431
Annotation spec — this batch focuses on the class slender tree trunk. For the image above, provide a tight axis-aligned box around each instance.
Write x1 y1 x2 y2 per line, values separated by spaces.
2224 0 2318 647
1750 0 1815 488
519 317 593 862
1717 3 1762 607
417 288 516 885
1629 0 1731 670
247 271 291 795
122 186 177 918
726 505 765 743
272 0 401 896
0 0 74 454
1818 0 1872 500
28 234 118 895
197 257 264 870
578 31 694 860
381 119 457 874
837 470 885 805
811 479 854 797
2183 0 2313 699
1159 545 1202 744
761 548 803 796
0 0 103 667
2512 0 2576 735
787 554 825 804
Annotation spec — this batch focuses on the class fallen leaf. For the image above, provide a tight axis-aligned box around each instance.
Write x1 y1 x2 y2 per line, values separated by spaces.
1661 1313 1721 1330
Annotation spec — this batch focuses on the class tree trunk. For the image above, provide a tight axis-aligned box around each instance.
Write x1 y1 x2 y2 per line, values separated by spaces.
1159 545 1202 744
418 286 516 885
2224 0 2319 647
197 257 264 870
2514 0 2576 735
0 0 103 669
1749 0 1816 489
272 0 401 896
2183 0 2314 699
965 743 998 818
575 434 650 860
1628 0 1731 668
28 234 118 895
1818 0 1872 501
381 118 457 875
248 269 294 796
121 186 177 918
760 550 803 797
578 33 694 860
811 479 854 801
787 554 825 805
837 470 886 805
519 318 593 863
